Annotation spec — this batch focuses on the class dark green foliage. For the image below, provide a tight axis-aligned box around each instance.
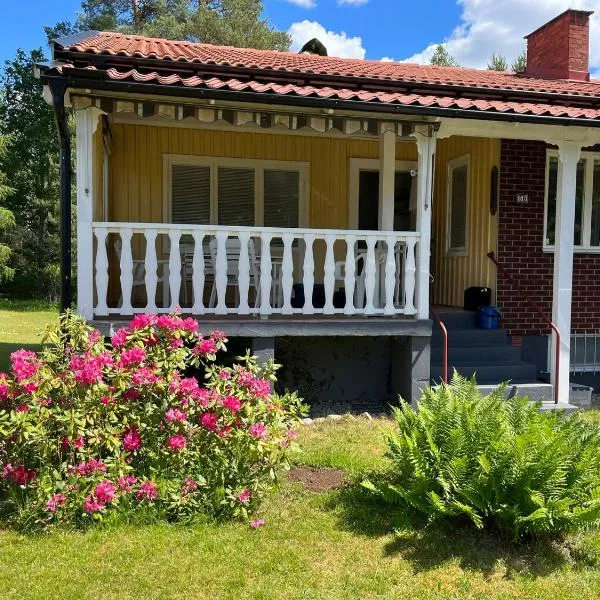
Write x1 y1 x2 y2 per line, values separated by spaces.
0 50 62 298
364 373 600 540
430 45 459 67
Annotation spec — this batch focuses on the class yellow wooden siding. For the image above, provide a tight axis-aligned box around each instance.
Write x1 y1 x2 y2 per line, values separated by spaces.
107 123 417 228
431 136 499 307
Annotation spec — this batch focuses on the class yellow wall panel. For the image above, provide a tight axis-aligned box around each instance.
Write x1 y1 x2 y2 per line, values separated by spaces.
108 123 417 230
431 136 499 307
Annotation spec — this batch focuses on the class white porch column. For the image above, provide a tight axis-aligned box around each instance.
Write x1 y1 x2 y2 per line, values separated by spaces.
378 125 396 230
551 140 582 404
413 125 437 320
75 106 104 320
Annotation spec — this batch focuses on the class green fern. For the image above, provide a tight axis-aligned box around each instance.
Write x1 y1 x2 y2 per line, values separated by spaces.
364 372 600 540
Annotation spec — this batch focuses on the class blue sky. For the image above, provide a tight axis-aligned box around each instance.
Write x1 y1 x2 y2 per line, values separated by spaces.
1 0 599 74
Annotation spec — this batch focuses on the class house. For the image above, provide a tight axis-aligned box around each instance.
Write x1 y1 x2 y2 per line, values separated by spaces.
36 9 600 410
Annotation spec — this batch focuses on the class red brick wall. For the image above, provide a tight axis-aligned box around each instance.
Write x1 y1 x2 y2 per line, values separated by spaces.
525 10 590 80
498 139 600 336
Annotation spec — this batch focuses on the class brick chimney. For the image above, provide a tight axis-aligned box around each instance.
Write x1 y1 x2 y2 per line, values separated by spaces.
523 9 593 81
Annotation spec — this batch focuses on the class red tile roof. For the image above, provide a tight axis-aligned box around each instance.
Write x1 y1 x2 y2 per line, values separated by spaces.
45 31 600 123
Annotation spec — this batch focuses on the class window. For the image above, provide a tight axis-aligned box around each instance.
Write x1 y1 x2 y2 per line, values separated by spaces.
446 155 470 256
165 156 308 228
544 151 600 251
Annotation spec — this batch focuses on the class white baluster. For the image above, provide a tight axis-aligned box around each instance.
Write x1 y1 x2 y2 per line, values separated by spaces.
364 237 377 315
302 234 315 315
144 230 158 312
94 227 109 316
192 230 205 314
281 233 294 315
119 228 134 315
384 236 397 316
404 239 417 315
260 232 273 317
168 230 182 312
343 235 356 315
323 234 336 314
215 231 228 315
238 232 250 315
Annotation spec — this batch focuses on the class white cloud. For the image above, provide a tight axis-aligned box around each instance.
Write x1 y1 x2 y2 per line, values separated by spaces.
380 57 395 62
284 0 317 8
402 0 600 73
288 20 366 59
338 0 369 6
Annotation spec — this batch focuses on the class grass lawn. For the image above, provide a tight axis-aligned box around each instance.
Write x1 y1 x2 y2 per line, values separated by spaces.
1 302 600 599
0 299 57 372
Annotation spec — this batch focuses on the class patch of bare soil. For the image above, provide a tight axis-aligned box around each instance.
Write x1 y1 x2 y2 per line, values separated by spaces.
287 466 347 492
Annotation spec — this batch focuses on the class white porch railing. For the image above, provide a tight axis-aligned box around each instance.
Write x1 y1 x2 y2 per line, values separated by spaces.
89 222 420 318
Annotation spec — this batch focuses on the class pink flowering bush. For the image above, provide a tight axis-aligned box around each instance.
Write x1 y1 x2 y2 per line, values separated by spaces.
0 312 303 531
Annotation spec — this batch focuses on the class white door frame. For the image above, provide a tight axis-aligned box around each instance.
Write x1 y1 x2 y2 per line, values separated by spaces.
348 158 417 230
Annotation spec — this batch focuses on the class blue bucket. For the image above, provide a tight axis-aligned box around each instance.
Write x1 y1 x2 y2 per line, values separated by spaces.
477 306 501 330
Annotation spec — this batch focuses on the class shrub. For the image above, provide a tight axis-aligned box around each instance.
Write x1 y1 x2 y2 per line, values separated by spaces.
0 312 303 530
363 373 600 540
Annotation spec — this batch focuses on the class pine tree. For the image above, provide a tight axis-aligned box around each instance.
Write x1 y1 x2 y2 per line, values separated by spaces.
511 50 527 73
430 45 459 67
487 53 508 72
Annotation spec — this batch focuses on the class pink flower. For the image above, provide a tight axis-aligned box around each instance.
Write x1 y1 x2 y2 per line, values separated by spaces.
94 480 117 504
181 318 199 333
131 367 160 386
70 458 106 477
20 381 38 394
111 327 129 348
88 330 102 345
249 422 268 441
122 388 142 401
15 404 29 413
10 464 37 486
201 412 219 431
250 378 272 399
179 377 200 396
100 395 111 405
83 495 105 513
250 518 265 529
10 349 40 382
169 338 184 350
1 463 14 479
194 338 217 356
120 346 146 367
237 489 251 503
62 436 85 451
137 481 158 501
211 330 227 342
181 478 198 495
222 395 242 413
167 434 186 452
0 373 10 399
122 427 142 452
218 369 231 380
118 475 137 492
45 493 67 513
130 314 158 331
165 408 186 423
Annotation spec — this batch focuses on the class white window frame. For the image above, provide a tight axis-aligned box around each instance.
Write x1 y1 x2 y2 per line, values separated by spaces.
543 149 600 253
445 154 470 257
163 154 310 227
347 158 417 230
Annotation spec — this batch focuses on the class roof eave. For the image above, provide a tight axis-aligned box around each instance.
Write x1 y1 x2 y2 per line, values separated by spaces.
39 70 600 129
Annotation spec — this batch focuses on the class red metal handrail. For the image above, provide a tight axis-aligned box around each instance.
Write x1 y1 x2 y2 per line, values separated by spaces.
487 252 560 404
431 307 449 383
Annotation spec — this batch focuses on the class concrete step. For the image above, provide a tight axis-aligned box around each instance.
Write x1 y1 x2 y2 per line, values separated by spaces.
477 382 554 402
432 311 479 329
430 362 538 384
431 329 508 348
431 345 522 364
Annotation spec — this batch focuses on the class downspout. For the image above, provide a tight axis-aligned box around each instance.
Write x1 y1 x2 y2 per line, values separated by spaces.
48 79 72 313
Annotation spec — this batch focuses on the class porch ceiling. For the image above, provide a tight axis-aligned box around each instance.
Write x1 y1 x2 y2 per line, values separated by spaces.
37 31 600 127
